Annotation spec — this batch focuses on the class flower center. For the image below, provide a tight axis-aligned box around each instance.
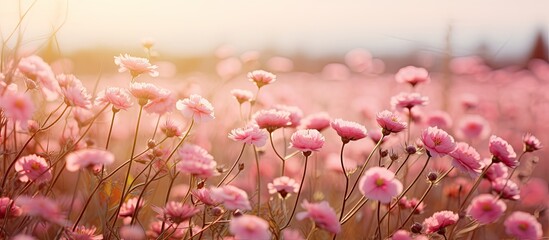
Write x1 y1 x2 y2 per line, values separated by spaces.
518 222 529 231
481 203 492 211
376 178 385 187
30 162 41 170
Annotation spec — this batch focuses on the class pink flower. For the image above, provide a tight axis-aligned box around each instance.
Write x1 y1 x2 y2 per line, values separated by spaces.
14 154 52 184
282 229 305 240
391 230 412 240
119 225 146 240
114 54 159 78
146 220 187 239
210 185 251 211
16 196 66 225
252 109 291 132
523 133 542 152
296 200 341 234
0 197 22 218
160 118 184 138
376 110 407 134
230 89 254 104
298 112 331 131
489 135 517 168
192 188 219 206
228 124 268 147
65 225 103 240
248 70 276 88
466 194 506 224
492 178 520 200
0 91 35 125
359 167 403 203
483 159 509 182
520 178 549 207
390 92 428 110
421 126 457 157
395 66 430 87
504 211 543 240
119 197 144 218
176 94 215 123
268 176 300 199
65 149 115 172
176 144 218 179
456 115 491 140
129 82 163 104
57 74 92 109
18 55 61 101
449 142 484 177
156 201 199 224
274 105 303 127
400 197 426 214
229 215 271 240
144 90 176 115
289 129 325 153
330 118 368 143
422 211 459 234
95 87 133 110
425 110 452 129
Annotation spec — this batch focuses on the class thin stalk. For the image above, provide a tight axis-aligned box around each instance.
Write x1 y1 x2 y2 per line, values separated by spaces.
345 135 385 201
254 146 261 215
217 144 246 187
337 143 349 221
281 154 309 229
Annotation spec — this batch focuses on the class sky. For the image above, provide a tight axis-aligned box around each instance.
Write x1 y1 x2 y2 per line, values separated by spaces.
1 0 548 59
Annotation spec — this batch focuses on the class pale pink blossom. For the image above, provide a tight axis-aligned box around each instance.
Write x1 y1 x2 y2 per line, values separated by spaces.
229 215 271 240
399 197 426 215
330 118 368 143
466 194 506 224
192 188 219 206
425 110 452 129
523 133 542 152
520 178 549 207
504 211 543 240
16 196 66 225
160 118 184 138
65 149 115 172
144 90 176 115
210 185 251 211
230 89 253 104
421 126 457 157
376 110 407 134
252 109 291 132
64 225 103 240
12 234 37 240
146 220 187 239
359 167 403 203
129 82 163 104
483 158 509 182
449 142 484 177
298 112 331 131
282 229 305 240
156 201 199 224
95 87 133 110
0 91 35 126
18 55 61 101
248 70 276 88
492 178 520 200
176 144 218 179
57 74 92 109
0 197 22 218
114 54 159 78
274 105 303 127
456 115 491 140
296 200 341 234
119 225 146 240
268 176 300 199
119 197 144 218
390 92 428 110
228 124 268 147
395 66 430 87
391 230 412 240
489 135 517 168
289 129 325 153
14 154 52 184
176 94 215 123
422 211 458 234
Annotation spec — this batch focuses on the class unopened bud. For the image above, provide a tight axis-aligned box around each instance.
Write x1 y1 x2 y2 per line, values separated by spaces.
427 172 438 182
406 145 417 154
411 222 423 234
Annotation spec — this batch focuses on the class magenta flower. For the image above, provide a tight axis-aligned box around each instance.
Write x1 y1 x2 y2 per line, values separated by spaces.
523 133 542 152
425 110 453 129
268 176 300 199
248 70 276 88
66 225 103 240
0 197 22 219
16 196 66 225
176 94 215 123
390 92 429 110
504 211 543 240
14 154 52 184
297 200 341 234
331 118 368 143
422 210 459 234
376 110 407 135
466 194 506 225
395 66 430 87
65 149 115 172
359 167 403 203
252 109 291 132
230 89 254 104
210 185 251 211
274 104 303 127
491 178 520 200
229 215 271 240
289 129 325 154
421 126 456 157
95 87 134 111
489 135 517 168
228 124 268 147
456 115 491 140
176 144 218 179
118 197 144 218
298 112 331 131
114 53 159 78
449 142 484 177
483 159 509 182
156 201 199 224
